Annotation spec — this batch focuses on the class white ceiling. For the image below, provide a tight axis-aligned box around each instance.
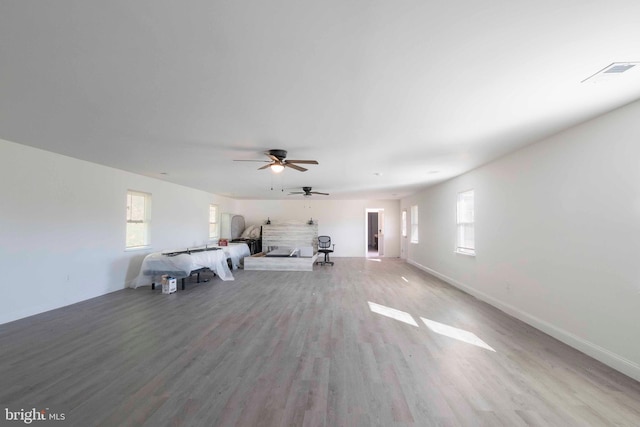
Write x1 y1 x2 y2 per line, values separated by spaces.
2 1 640 200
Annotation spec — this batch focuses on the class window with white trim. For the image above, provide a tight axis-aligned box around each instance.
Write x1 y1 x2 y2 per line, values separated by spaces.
401 209 407 238
410 205 419 243
126 190 151 248
456 189 475 255
209 204 219 239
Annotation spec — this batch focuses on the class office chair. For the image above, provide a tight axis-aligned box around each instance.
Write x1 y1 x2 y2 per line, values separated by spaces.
317 235 335 266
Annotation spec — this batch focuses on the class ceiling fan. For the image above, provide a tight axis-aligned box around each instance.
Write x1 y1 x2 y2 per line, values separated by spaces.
234 149 318 173
289 187 329 197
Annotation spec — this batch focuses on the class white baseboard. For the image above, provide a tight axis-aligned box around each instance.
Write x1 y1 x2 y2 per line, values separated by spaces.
406 259 640 383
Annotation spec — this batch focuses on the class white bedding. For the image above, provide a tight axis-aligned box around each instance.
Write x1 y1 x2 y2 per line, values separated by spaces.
130 248 233 288
215 243 251 269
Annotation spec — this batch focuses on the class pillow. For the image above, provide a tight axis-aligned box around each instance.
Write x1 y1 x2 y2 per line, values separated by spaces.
241 225 256 239
249 226 261 239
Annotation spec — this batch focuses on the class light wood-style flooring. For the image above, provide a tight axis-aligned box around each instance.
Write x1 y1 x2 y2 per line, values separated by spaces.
1 258 639 426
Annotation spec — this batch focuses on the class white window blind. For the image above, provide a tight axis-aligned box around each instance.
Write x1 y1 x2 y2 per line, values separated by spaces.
209 204 219 239
401 210 407 238
456 190 475 255
410 205 419 243
126 190 151 248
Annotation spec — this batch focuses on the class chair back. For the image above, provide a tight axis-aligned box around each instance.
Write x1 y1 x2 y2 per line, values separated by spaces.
318 235 332 250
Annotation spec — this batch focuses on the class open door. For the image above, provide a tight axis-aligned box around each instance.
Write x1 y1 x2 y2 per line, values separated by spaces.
378 210 384 256
365 208 384 257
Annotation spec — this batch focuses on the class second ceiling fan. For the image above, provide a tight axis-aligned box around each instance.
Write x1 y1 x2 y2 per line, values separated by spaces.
289 187 329 197
234 149 318 172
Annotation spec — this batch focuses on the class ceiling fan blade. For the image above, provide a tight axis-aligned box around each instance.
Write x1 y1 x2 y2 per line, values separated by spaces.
288 192 304 195
285 160 319 164
284 163 307 172
258 163 273 170
267 154 281 162
310 192 330 195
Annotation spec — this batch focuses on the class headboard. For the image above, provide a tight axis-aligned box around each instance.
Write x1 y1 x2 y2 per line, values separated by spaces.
221 213 246 240
262 220 318 252
230 215 245 240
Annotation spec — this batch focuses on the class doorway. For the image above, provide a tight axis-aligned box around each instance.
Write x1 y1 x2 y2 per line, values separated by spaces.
365 208 384 257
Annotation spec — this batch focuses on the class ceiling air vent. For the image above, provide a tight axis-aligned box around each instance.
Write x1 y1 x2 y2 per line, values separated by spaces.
582 62 639 83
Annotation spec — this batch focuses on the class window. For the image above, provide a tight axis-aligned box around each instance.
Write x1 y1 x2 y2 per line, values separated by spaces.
209 204 219 239
401 210 407 238
410 205 419 243
456 189 475 255
126 190 151 248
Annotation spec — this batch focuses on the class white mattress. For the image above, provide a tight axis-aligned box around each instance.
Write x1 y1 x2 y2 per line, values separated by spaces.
130 248 233 288
215 243 251 269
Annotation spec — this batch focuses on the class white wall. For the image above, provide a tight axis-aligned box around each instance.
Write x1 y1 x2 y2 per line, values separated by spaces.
402 99 640 382
234 199 401 257
0 139 399 324
0 139 235 325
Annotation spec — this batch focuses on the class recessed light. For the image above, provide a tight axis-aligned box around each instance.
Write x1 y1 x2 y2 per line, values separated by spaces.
160 172 169 175
373 172 382 176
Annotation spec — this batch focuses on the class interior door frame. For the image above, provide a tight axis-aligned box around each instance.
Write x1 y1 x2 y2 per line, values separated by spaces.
365 208 385 257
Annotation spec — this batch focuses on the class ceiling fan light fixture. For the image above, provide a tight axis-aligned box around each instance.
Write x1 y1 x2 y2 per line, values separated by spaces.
270 163 285 173
234 150 317 173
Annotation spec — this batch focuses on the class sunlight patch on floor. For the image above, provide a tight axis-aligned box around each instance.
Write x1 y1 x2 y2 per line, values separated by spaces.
368 302 418 327
367 258 381 262
421 317 496 352
401 276 409 282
